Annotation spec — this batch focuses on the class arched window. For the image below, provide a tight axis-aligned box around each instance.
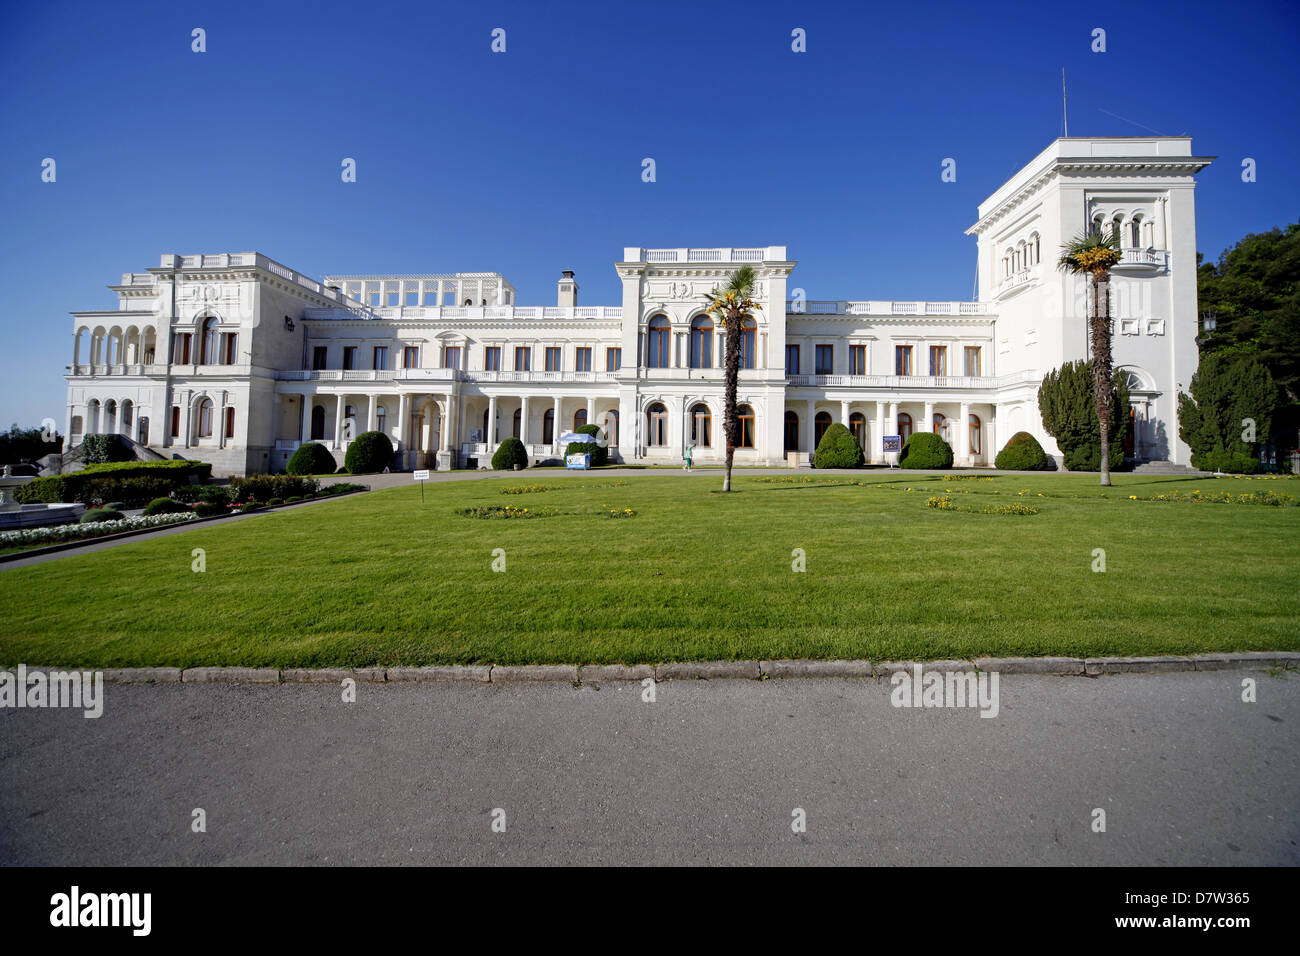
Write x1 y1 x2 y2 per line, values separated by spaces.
137 416 149 446
376 405 387 436
603 409 618 446
850 411 867 448
1092 213 1105 236
690 403 711 447
737 404 755 448
574 408 587 430
969 414 982 456
1130 216 1143 248
543 408 555 444
784 410 799 452
646 402 667 447
898 412 913 441
689 316 713 369
512 408 521 439
814 411 831 447
105 400 118 434
200 317 218 365
1029 233 1040 266
311 405 326 440
740 319 757 369
197 399 213 438
932 412 947 437
121 400 133 429
647 315 670 368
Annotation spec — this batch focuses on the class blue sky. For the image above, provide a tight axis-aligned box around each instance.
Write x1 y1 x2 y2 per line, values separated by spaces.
1 0 1297 428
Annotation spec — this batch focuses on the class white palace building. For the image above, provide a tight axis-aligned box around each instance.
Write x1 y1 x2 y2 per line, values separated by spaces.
62 137 1212 476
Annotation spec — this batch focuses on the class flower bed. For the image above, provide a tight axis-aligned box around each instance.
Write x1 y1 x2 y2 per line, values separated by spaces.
926 495 1039 516
457 505 558 519
1 512 198 548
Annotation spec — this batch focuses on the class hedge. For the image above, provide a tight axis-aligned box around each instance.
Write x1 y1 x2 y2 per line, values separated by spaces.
80 507 124 524
576 424 608 466
344 431 394 474
994 431 1050 471
13 460 211 505
287 441 338 476
491 437 528 470
814 422 864 469
142 497 190 516
899 431 954 469
229 474 319 503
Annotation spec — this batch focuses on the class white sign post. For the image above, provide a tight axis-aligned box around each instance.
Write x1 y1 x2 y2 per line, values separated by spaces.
413 468 430 501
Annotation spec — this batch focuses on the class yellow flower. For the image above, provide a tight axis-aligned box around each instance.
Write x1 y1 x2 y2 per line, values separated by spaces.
1129 495 1137 500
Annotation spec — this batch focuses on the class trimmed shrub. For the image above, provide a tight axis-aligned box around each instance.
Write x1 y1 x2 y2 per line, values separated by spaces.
143 497 188 516
172 483 232 504
813 422 865 469
287 441 338 476
491 437 528 470
899 431 954 469
576 424 609 466
13 460 210 505
286 495 304 503
994 431 1050 471
267 497 284 506
80 507 124 524
1039 360 1130 471
229 474 318 502
320 482 367 496
344 431 393 474
1178 353 1277 474
193 502 225 518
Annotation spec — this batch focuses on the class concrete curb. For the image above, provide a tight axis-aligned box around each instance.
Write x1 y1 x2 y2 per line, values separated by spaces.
13 652 1298 685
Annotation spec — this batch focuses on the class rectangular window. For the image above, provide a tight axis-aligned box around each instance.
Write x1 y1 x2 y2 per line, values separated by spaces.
222 333 238 365
443 346 461 370
606 347 621 371
515 347 531 371
174 333 192 365
815 344 834 375
575 347 592 372
170 406 181 438
929 346 947 376
484 347 501 371
545 347 562 371
403 346 419 369
342 346 356 370
785 344 800 375
895 345 913 376
373 346 388 370
312 346 328 370
964 346 981 377
224 407 235 439
849 344 867 375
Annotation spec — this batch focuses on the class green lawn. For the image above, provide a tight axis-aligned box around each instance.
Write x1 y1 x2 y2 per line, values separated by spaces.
1 472 1297 667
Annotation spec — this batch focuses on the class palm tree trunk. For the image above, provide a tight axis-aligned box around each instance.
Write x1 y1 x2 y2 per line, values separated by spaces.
1090 271 1113 487
722 312 741 492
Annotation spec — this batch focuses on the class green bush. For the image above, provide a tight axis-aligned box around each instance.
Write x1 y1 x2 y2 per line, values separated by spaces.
80 434 133 464
142 497 189 516
286 441 337 476
193 502 226 518
1039 360 1130 471
13 460 211 505
320 482 367 496
172 483 232 504
286 495 304 503
229 474 319 502
1178 353 1277 474
267 497 284 506
576 424 609 466
994 431 1050 471
899 431 954 469
343 431 393 474
491 437 528 470
80 507 124 524
813 422 864 469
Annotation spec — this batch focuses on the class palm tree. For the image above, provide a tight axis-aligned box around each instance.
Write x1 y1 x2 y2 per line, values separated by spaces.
704 266 760 492
1058 228 1123 486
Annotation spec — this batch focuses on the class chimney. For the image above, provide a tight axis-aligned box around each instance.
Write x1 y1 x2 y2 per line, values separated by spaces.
557 270 578 308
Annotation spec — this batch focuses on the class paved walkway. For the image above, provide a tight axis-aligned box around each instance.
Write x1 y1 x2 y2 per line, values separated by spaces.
1 670 1294 865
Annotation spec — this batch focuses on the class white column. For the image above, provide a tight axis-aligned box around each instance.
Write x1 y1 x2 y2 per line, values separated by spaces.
959 401 971 464
367 394 377 433
586 396 595 430
1156 197 1167 250
989 406 1000 465
476 279 484 305
888 401 898 436
552 395 562 447
436 280 445 307
520 396 530 445
923 401 934 435
300 395 312 443
874 401 886 463
840 400 850 427
335 394 346 448
398 393 410 466
487 395 497 446
805 399 815 453
439 396 451 452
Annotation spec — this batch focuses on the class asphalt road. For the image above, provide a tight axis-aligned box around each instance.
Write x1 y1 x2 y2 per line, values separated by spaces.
1 670 1295 865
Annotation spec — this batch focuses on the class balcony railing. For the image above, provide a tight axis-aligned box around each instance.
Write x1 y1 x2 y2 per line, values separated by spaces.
631 247 776 264
787 300 992 316
785 372 1043 390
302 305 624 322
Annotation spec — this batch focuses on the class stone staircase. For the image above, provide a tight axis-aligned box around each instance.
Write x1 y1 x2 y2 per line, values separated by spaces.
1129 459 1204 475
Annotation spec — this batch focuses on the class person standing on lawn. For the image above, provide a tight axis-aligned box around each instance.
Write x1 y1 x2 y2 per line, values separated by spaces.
684 442 694 471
